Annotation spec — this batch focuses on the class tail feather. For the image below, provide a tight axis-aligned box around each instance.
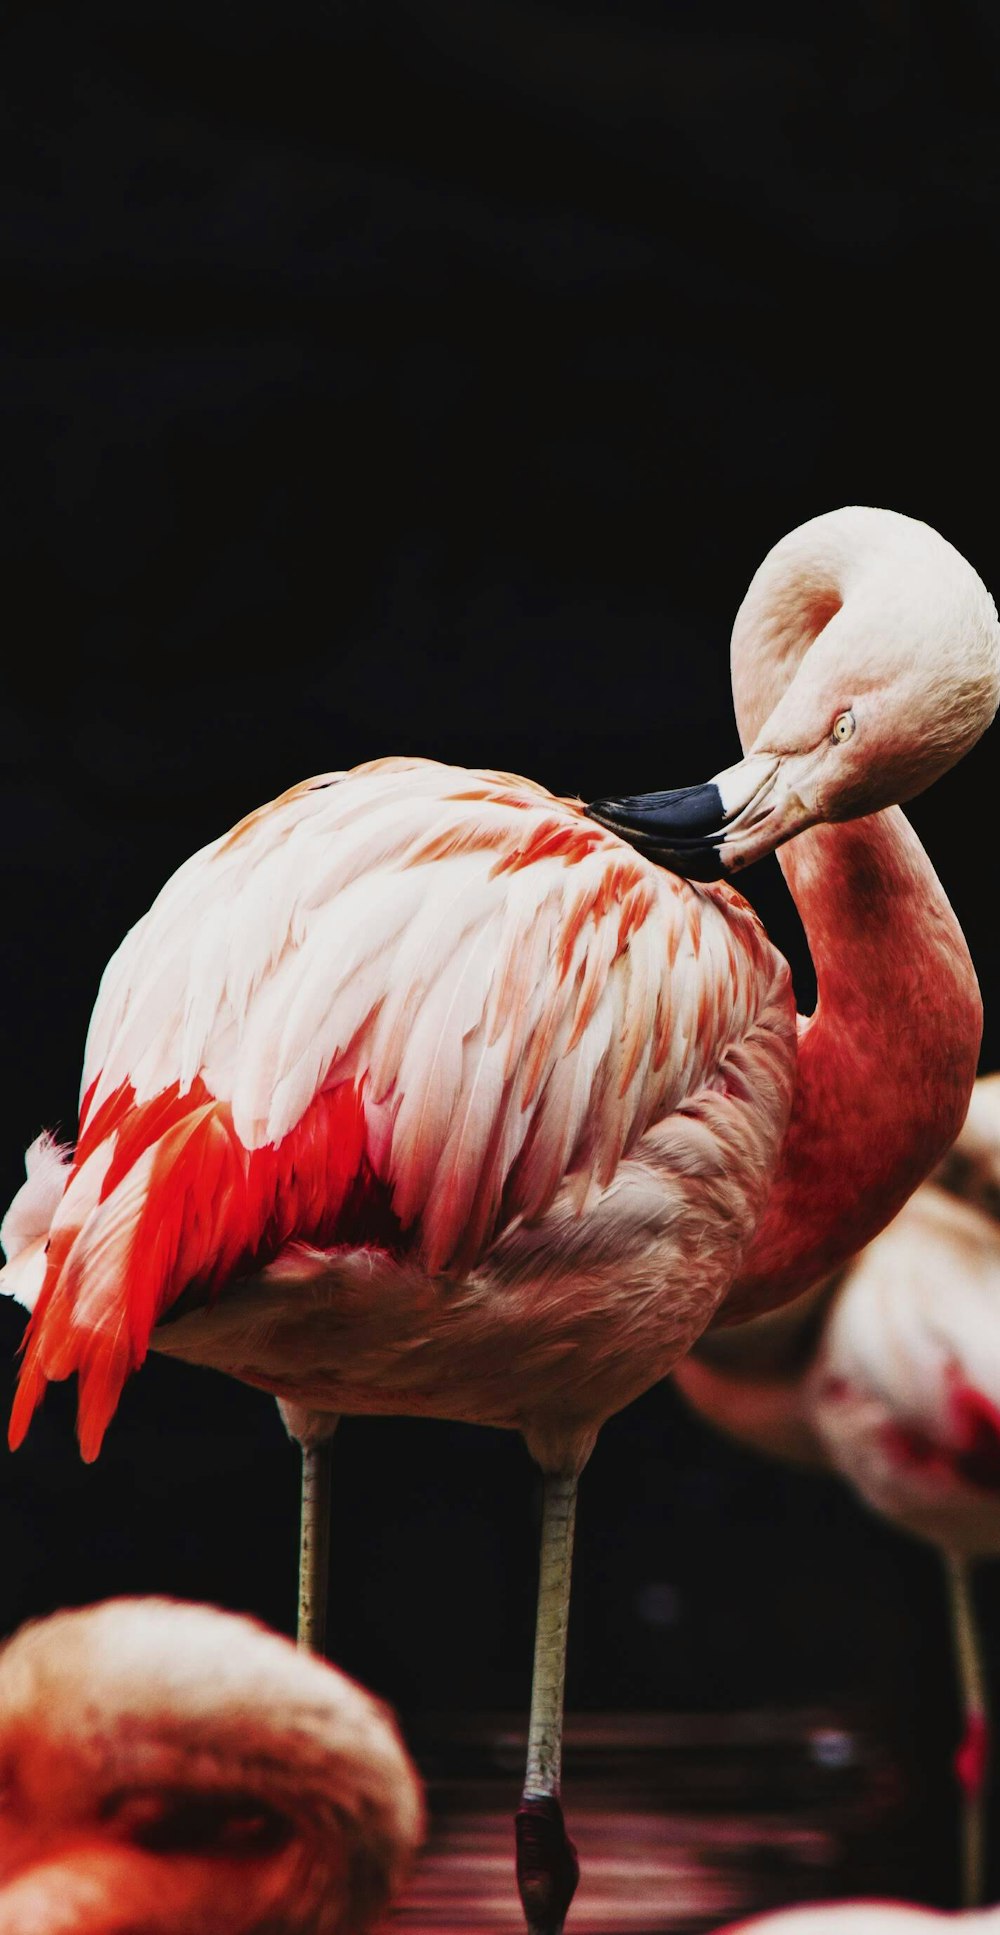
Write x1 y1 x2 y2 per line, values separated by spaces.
7 1350 48 1453
8 1075 383 1461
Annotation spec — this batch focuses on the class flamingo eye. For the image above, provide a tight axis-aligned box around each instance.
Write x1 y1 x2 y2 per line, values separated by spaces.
831 710 856 744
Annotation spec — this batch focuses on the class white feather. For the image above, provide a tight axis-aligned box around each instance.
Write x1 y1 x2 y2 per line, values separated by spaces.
0 1133 72 1265
51 759 786 1276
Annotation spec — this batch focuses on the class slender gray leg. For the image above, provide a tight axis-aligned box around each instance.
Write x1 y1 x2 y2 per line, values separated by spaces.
276 1402 340 1656
515 1469 580 1935
945 1551 990 1907
298 1438 334 1654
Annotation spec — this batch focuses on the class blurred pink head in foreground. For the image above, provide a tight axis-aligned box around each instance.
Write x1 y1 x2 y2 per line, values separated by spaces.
0 1596 424 1934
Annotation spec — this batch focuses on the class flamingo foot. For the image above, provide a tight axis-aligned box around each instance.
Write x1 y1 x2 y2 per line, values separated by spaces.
515 1795 579 1934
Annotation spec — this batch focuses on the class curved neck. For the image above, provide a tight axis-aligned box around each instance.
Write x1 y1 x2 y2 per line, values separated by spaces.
724 805 982 1323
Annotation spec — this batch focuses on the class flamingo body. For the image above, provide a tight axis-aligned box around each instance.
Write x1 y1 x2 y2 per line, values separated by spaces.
0 1596 424 1935
2 756 796 1472
807 1183 1000 1557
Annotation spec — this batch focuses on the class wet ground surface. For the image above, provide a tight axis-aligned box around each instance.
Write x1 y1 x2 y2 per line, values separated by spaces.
387 1708 923 1931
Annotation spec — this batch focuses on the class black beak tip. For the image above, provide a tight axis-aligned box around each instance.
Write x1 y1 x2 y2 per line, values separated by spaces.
584 796 727 882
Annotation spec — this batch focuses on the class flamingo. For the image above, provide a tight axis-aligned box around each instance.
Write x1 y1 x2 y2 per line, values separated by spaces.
2 505 998 1935
0 1594 424 1934
673 1076 1000 1908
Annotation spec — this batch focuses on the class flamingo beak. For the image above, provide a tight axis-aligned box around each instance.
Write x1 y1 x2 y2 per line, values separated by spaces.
586 752 810 878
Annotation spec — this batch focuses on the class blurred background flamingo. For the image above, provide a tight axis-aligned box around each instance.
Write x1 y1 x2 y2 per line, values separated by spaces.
674 1075 1000 1909
0 1595 424 1935
2 506 998 1934
713 1895 1000 1935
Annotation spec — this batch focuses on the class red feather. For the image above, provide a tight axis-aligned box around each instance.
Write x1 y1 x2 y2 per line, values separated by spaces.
10 1076 400 1462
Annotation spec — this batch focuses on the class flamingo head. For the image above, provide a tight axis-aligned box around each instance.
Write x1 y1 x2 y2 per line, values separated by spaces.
587 506 1000 877
0 1597 424 1935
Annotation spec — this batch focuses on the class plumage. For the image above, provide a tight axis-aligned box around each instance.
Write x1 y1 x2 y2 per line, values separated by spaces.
4 756 797 1468
0 1596 424 1935
808 1177 1000 1556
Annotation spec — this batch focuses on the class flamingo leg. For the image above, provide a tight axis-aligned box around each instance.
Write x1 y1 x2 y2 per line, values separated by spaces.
944 1552 990 1907
516 1469 581 1935
297 1439 334 1655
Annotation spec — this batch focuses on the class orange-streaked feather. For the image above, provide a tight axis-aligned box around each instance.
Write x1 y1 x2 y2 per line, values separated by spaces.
3 758 790 1457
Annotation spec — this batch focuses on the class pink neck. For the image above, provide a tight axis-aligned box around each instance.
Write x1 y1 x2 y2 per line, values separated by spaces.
722 806 982 1323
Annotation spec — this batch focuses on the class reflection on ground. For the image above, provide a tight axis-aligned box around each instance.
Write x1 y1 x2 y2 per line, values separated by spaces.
389 1708 916 1931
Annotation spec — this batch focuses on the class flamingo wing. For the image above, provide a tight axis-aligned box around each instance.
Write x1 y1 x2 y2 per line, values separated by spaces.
4 757 786 1458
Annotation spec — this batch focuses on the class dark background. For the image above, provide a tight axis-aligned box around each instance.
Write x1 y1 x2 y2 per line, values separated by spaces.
2 0 1000 1910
